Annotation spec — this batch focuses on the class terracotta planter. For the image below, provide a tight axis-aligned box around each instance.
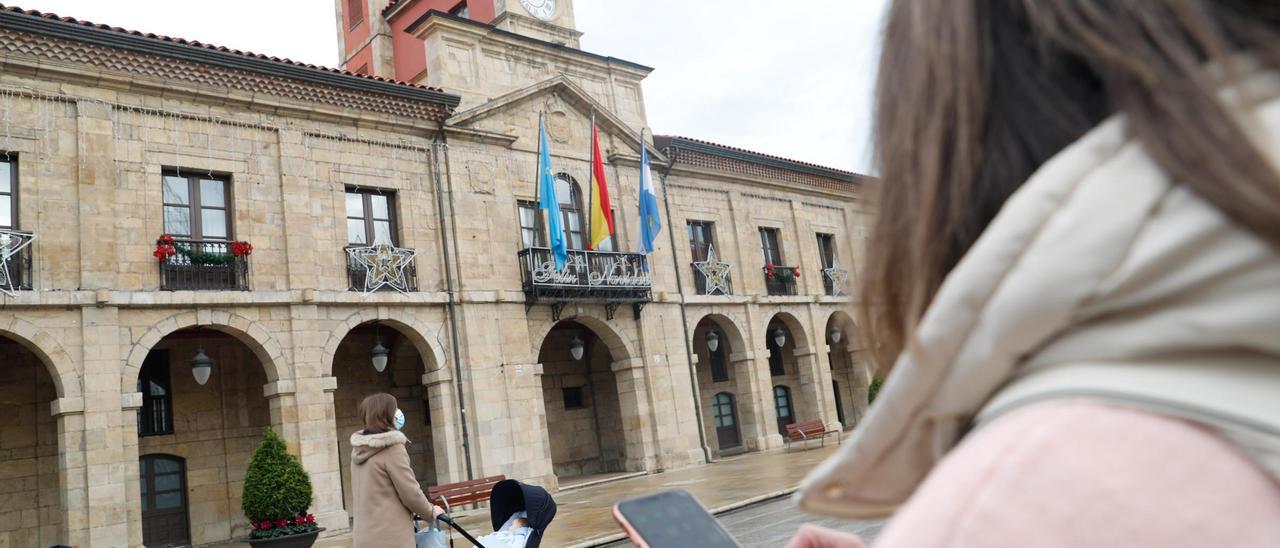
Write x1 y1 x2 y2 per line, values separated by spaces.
246 527 325 548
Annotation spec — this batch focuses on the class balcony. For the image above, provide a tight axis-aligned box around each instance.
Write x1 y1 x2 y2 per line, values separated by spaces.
691 242 732 296
517 247 652 319
159 239 250 291
346 245 419 292
762 265 798 296
0 230 33 293
823 266 850 297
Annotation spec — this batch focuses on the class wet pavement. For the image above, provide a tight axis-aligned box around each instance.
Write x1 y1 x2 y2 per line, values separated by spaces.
228 444 851 547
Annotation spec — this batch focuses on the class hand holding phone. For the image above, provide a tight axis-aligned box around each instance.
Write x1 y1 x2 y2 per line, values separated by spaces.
613 489 741 548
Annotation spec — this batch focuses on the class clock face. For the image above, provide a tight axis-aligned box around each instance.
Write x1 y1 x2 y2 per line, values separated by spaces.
519 0 556 20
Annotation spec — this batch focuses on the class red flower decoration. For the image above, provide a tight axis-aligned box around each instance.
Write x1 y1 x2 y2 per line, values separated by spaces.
230 241 253 257
275 518 288 529
158 234 175 244
153 244 176 262
305 514 316 524
792 267 800 277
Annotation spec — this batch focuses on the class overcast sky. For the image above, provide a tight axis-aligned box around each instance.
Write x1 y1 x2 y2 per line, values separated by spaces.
14 0 887 173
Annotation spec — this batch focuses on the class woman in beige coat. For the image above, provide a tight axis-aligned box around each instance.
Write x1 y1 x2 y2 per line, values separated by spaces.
350 392 444 548
790 0 1280 546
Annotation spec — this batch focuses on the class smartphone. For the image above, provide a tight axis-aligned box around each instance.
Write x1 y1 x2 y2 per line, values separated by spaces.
613 489 741 548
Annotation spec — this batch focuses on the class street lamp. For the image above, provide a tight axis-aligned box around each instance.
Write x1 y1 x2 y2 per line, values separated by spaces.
371 331 389 372
190 344 213 386
569 335 585 361
706 330 720 353
772 328 786 348
829 326 842 344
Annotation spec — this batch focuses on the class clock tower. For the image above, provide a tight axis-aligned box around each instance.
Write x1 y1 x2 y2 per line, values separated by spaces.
490 0 582 48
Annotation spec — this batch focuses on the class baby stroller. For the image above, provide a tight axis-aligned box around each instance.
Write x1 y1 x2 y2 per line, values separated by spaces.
433 479 557 548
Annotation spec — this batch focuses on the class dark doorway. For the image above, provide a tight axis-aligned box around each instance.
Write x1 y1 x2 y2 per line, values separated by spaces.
833 380 846 426
140 454 190 548
712 392 741 450
774 385 793 436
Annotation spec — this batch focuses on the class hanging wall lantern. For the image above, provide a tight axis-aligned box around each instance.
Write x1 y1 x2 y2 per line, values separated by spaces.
190 344 214 386
773 328 787 348
706 330 720 353
829 326 842 344
371 331 390 372
569 335 585 361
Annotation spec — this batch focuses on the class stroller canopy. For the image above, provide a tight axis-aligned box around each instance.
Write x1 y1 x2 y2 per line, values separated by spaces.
490 479 556 548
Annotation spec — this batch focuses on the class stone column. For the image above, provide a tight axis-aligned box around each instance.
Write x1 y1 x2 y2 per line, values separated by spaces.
298 376 349 531
848 350 871 426
119 392 143 547
794 345 841 431
51 396 88 547
79 306 133 547
728 351 774 451
611 358 657 473
422 368 466 484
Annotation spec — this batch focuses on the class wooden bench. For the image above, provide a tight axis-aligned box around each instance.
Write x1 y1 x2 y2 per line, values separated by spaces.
427 475 506 512
784 420 841 450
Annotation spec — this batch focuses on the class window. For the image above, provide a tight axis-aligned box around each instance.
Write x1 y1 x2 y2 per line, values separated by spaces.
710 344 729 383
774 385 793 435
555 174 586 250
347 0 364 29
768 342 785 376
688 221 714 261
817 233 836 269
562 386 585 409
346 189 398 246
138 351 173 437
518 201 544 248
163 172 231 240
0 156 14 230
712 393 735 428
449 1 470 18
759 227 782 265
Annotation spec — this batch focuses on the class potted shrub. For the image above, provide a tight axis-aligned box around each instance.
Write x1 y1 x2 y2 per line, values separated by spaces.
242 427 324 547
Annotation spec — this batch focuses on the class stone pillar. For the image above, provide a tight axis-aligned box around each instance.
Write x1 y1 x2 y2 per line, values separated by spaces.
51 396 88 547
423 368 466 484
611 358 657 473
74 99 118 289
728 351 774 451
80 306 133 547
794 345 841 431
120 392 143 547
300 376 349 531
848 350 871 426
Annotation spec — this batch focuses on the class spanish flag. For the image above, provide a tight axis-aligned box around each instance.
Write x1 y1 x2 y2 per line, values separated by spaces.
588 122 615 250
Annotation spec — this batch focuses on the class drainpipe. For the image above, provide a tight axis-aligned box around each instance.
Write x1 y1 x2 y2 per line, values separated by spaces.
431 124 474 481
657 147 713 464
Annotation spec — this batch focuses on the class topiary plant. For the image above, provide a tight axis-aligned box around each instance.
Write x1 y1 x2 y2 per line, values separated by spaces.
242 427 320 539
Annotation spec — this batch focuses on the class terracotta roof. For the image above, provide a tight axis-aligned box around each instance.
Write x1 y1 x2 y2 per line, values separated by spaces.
0 3 448 94
654 135 862 184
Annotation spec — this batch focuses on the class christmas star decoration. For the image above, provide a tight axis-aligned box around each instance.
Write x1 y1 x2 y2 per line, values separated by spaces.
823 266 850 297
694 244 733 295
347 241 417 294
0 229 34 297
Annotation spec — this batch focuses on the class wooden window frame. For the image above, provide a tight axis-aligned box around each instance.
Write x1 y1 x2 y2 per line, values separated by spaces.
759 227 783 265
688 220 715 261
555 173 587 250
817 233 837 269
162 170 233 241
0 155 15 230
345 188 400 246
517 200 546 248
138 350 174 437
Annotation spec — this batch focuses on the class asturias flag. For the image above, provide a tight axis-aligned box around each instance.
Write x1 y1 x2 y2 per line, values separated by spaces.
537 118 568 271
588 123 615 250
637 144 662 255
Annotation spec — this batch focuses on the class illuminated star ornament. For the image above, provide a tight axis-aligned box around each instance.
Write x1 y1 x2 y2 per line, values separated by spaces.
347 238 417 294
0 229 34 297
823 266 850 297
694 244 733 296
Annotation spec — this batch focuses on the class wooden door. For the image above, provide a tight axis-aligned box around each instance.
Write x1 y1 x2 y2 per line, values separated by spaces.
140 454 190 548
712 392 742 449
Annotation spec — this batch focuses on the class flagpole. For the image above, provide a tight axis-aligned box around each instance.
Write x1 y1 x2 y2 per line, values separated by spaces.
534 111 544 247
587 108 596 251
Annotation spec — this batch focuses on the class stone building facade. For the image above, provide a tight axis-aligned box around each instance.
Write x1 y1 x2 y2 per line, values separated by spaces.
0 1 871 546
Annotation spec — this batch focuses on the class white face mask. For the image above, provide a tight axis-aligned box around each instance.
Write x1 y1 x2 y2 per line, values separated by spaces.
394 408 405 431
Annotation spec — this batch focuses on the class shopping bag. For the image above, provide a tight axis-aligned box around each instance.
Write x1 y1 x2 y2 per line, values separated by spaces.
415 517 449 548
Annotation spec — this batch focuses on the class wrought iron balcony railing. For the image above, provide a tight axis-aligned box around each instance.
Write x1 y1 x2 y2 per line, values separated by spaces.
0 231 33 292
518 247 652 319
762 265 798 296
346 245 419 292
690 242 732 295
159 239 250 291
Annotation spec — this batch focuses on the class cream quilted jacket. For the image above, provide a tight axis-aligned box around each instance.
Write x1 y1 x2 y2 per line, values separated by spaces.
797 64 1280 519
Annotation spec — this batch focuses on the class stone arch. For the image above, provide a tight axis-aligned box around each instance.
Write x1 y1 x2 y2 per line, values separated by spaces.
121 310 289 394
0 316 79 400
320 311 447 377
823 310 858 353
530 312 635 364
689 312 748 356
765 311 811 353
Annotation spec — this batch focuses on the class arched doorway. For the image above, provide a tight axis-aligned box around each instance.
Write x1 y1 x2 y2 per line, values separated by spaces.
538 319 631 481
692 315 759 454
331 321 437 514
825 311 865 429
0 334 61 546
133 327 272 545
139 454 189 547
764 313 821 432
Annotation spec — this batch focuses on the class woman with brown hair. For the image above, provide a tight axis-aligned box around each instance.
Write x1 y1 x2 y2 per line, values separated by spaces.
791 0 1280 545
350 392 444 548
